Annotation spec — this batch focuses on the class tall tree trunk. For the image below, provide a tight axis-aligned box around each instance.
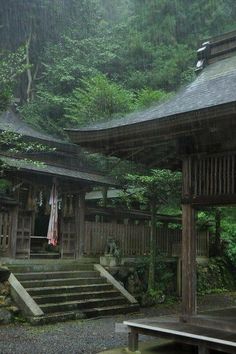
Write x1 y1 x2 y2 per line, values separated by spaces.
148 203 156 292
26 33 33 102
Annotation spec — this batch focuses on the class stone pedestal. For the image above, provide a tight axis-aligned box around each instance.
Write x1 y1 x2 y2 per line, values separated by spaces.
100 255 120 267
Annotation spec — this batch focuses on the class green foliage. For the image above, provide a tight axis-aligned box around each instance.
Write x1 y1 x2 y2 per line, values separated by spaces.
0 47 27 112
0 129 55 175
0 130 53 155
197 258 235 295
123 170 181 292
221 211 236 265
66 75 134 126
0 179 12 193
124 169 182 210
135 88 171 109
136 255 176 304
2 0 236 135
20 89 70 137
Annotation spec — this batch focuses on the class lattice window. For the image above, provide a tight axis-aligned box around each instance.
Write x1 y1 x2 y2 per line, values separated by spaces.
192 154 236 197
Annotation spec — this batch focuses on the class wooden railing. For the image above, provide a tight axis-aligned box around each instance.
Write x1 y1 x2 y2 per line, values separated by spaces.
84 221 209 258
192 153 236 197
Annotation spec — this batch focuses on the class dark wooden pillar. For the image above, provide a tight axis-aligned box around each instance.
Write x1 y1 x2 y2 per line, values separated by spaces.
182 204 197 317
75 191 85 259
181 157 197 318
128 329 139 352
10 206 19 259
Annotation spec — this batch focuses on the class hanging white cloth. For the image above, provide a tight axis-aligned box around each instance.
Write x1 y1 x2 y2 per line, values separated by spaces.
47 183 58 246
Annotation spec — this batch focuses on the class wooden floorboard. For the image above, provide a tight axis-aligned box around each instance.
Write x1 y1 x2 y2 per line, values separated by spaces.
124 312 236 353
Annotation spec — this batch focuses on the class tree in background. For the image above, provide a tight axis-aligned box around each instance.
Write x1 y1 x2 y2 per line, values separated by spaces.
0 47 27 112
124 169 181 291
1 0 236 135
65 74 134 125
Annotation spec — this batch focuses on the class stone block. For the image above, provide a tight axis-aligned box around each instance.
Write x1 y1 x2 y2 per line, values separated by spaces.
0 268 10 283
100 255 119 267
0 308 12 324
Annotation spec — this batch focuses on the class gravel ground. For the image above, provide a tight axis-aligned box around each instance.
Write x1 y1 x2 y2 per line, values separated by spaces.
0 293 236 354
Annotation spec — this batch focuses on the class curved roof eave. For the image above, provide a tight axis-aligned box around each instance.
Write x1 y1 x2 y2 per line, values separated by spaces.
66 54 236 145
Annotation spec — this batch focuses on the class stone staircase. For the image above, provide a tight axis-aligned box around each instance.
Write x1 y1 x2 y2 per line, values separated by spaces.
7 262 139 324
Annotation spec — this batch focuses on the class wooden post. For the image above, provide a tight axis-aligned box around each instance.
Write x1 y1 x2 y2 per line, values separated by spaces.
75 191 85 259
177 257 182 297
10 206 18 259
198 344 209 354
181 156 197 318
128 329 139 352
181 204 197 317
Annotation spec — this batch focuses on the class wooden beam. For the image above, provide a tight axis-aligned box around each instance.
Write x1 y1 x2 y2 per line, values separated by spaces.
182 194 236 206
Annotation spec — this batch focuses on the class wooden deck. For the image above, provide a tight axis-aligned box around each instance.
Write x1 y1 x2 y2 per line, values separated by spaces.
124 309 236 353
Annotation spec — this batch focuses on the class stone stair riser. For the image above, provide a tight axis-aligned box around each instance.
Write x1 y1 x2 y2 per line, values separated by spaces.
21 277 106 288
26 284 114 296
33 290 121 304
8 264 94 273
15 271 99 281
84 304 140 318
7 261 139 324
41 297 127 314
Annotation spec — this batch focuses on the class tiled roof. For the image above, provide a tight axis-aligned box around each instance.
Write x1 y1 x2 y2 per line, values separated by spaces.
67 54 236 134
0 156 116 186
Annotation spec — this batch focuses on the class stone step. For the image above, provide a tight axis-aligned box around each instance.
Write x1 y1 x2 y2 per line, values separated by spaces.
29 311 85 325
84 303 140 318
14 270 99 281
33 290 121 304
30 252 60 259
20 277 105 288
40 296 127 314
26 283 114 296
7 263 94 273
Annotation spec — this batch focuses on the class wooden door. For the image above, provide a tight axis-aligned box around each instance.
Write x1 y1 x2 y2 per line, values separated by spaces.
61 217 76 258
16 212 32 258
0 210 11 257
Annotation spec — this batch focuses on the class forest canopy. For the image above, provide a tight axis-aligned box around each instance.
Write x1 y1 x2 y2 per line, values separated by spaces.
0 0 236 136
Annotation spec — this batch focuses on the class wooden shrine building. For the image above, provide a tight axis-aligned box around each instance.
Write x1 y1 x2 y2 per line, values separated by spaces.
0 111 114 260
66 31 236 352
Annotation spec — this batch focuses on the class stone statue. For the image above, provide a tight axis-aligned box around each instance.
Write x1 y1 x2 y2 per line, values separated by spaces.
105 238 121 260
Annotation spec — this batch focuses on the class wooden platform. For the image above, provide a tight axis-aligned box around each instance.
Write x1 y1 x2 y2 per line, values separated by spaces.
124 310 236 354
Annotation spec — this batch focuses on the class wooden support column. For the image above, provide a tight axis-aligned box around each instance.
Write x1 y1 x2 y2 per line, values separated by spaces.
181 156 197 318
75 191 85 259
182 204 197 317
198 344 209 354
128 329 139 352
10 206 18 259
